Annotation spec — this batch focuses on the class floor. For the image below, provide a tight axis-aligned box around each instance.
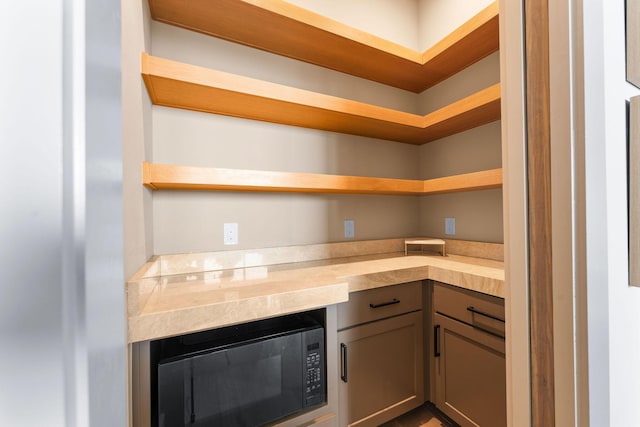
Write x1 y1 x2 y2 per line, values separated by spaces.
380 403 458 427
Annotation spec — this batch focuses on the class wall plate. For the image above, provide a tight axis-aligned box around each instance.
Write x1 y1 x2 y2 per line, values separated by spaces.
224 223 238 245
445 218 456 235
344 219 355 238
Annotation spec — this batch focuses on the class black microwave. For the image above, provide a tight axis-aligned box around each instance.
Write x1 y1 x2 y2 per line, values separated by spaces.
150 310 326 426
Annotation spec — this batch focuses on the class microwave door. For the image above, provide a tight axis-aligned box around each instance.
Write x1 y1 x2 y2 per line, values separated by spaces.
158 332 304 426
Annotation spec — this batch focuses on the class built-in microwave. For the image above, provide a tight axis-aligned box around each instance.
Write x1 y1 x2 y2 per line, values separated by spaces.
150 310 326 426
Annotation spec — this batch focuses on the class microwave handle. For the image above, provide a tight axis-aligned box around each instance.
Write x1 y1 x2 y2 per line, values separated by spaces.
340 343 348 383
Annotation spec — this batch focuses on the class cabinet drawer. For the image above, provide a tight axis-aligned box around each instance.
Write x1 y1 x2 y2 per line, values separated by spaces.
433 282 505 337
337 281 422 330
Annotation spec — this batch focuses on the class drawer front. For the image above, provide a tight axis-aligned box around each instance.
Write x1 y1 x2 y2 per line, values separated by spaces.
338 281 422 330
433 282 505 337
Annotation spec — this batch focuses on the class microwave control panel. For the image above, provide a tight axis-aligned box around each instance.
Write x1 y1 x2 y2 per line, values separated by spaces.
303 327 326 407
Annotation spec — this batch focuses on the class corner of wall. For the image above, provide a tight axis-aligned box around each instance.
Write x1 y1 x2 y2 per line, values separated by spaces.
122 0 154 278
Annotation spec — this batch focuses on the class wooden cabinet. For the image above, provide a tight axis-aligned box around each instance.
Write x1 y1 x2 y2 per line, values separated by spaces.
431 282 506 427
337 282 424 427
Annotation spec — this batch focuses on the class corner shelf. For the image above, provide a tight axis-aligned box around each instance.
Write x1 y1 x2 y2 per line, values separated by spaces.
148 0 499 93
142 162 503 196
141 53 501 145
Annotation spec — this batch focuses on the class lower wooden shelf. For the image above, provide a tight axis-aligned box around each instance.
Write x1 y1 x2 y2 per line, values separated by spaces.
142 162 502 195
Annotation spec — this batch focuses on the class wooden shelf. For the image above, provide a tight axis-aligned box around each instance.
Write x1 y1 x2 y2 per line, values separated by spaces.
141 53 501 145
143 162 503 196
148 0 499 93
422 168 503 194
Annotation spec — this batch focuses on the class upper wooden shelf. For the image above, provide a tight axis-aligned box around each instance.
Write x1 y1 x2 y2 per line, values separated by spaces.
143 162 503 196
141 54 501 145
147 0 499 93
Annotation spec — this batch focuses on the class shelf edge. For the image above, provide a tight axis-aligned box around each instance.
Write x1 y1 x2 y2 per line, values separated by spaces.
422 168 503 194
143 162 503 196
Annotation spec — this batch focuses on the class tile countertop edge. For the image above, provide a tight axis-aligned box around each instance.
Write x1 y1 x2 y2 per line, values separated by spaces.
128 281 349 343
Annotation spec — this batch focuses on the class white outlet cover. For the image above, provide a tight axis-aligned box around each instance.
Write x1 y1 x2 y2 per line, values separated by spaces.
224 223 238 245
344 219 355 238
445 218 456 235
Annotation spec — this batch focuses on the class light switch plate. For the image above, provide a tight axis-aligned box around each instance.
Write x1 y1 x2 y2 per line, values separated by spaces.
344 219 355 238
445 217 456 235
224 223 238 245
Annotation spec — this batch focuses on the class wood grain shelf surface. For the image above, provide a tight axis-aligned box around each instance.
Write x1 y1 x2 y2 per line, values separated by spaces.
143 162 503 196
148 0 499 93
141 54 501 145
422 168 503 194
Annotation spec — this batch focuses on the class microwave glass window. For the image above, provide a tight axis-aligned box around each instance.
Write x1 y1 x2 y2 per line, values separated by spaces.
193 354 283 411
158 333 303 426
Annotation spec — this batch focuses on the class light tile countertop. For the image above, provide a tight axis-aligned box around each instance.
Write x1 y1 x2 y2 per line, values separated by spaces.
127 239 504 343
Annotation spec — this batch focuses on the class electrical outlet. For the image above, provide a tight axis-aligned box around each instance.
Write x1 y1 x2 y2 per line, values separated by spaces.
224 223 238 245
344 219 355 238
445 217 456 235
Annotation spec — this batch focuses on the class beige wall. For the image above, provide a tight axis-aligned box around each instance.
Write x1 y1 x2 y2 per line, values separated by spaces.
122 0 153 278
418 190 503 242
418 52 501 114
132 0 504 258
287 0 420 50
288 0 494 53
417 0 495 51
418 53 503 242
150 22 421 113
149 2 423 255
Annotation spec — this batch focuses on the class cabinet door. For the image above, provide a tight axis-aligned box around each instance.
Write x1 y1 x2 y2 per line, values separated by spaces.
338 311 424 427
433 313 506 427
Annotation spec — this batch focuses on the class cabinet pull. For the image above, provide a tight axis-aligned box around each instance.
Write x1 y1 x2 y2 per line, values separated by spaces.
369 298 400 309
467 306 505 323
340 343 348 383
434 325 440 357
